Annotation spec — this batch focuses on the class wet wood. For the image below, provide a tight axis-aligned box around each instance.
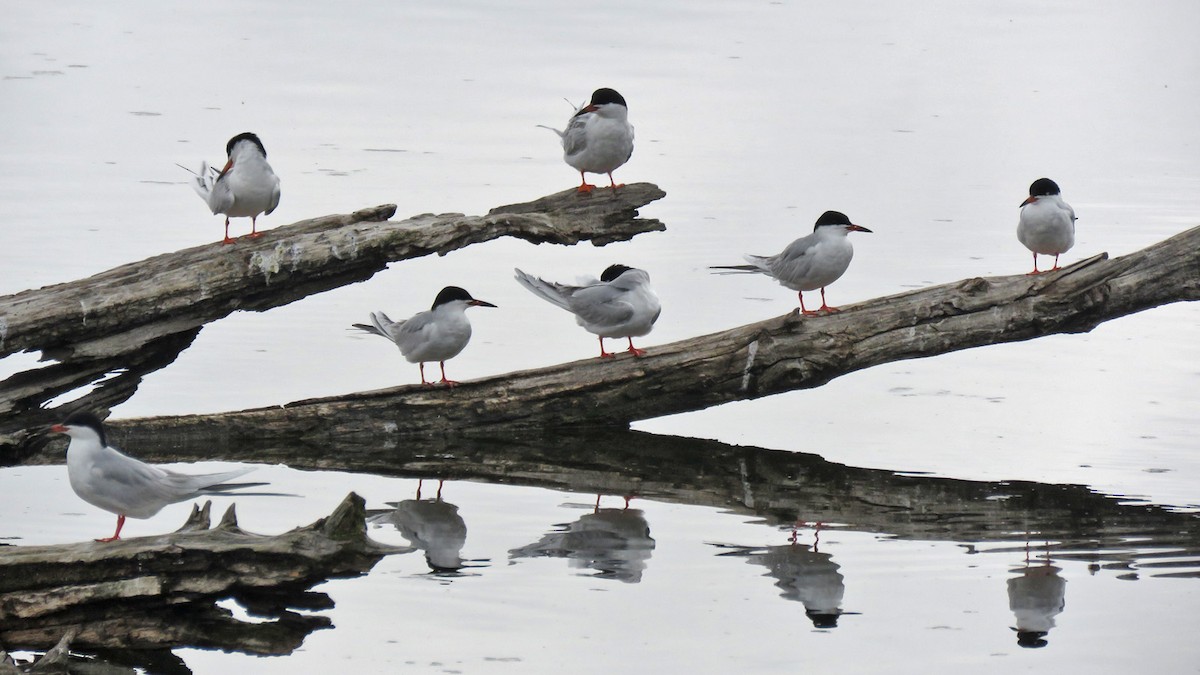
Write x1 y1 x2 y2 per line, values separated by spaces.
0 184 666 461
0 493 402 658
84 429 1200 573
107 223 1200 441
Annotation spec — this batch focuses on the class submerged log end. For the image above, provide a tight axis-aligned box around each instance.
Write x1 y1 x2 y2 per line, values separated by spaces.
175 501 213 533
311 492 368 542
216 503 240 532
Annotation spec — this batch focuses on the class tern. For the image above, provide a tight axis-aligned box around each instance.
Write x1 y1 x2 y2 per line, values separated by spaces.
1017 177 1076 274
187 132 281 244
711 210 872 314
352 286 497 386
540 88 634 193
514 264 660 358
50 411 263 542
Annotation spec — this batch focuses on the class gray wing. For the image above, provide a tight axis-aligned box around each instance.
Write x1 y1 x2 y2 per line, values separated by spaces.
208 171 235 215
394 309 436 354
266 173 281 215
761 232 820 280
561 113 590 157
89 446 252 517
566 283 636 327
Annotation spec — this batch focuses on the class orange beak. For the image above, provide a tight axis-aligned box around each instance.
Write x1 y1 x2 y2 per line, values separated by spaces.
219 158 234 177
50 424 67 433
1021 195 1038 207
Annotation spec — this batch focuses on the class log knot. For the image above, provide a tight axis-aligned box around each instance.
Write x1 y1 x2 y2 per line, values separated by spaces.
957 277 990 294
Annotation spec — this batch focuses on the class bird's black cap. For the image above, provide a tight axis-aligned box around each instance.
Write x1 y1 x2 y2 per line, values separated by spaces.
588 88 627 109
1028 177 1061 197
806 611 840 629
226 132 267 158
813 210 853 230
432 286 496 309
600 264 634 282
60 411 107 446
1016 630 1049 648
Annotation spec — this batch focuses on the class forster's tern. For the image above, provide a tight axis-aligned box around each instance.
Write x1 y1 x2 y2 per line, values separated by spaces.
352 286 497 386
514 264 660 358
540 88 634 193
187 132 281 244
711 210 872 314
50 411 263 542
1017 178 1076 274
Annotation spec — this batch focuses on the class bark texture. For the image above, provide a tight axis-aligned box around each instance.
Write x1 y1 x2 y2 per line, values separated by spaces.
0 184 666 461
96 224 1200 444
0 493 400 660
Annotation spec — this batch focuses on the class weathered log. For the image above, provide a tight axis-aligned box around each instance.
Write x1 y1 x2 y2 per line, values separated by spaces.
0 493 402 657
98 223 1200 442
0 184 667 461
62 428 1200 575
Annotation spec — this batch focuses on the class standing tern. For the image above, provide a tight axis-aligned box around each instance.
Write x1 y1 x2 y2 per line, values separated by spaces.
1017 177 1076 274
540 88 634 193
50 411 263 542
187 132 281 244
711 210 872 314
352 286 497 387
514 264 660 358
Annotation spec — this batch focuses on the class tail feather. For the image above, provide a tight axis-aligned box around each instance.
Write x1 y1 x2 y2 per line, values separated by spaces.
535 124 566 139
187 160 216 202
172 466 256 493
199 480 270 494
514 268 574 311
709 264 761 275
352 311 400 340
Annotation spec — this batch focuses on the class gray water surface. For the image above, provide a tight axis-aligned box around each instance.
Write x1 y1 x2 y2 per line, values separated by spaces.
1 1 1198 672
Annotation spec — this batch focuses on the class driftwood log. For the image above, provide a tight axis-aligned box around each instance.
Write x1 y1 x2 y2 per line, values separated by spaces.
97 223 1200 444
0 493 400 663
0 184 666 462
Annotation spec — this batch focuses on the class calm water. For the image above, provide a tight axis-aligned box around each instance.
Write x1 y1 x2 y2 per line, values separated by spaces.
2 0 1199 673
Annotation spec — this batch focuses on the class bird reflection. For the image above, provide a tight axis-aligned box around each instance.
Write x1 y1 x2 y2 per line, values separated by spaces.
718 524 848 628
1008 542 1067 648
509 496 655 583
369 479 469 573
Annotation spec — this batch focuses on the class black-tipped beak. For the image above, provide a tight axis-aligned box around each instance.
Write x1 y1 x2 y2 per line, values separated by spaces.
470 300 497 308
49 424 67 434
849 224 873 233
1021 195 1038 207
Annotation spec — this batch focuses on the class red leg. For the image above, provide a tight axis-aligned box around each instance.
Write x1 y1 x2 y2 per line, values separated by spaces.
1027 252 1041 275
1050 254 1061 271
594 494 602 513
798 291 818 315
818 287 840 313
416 478 424 500
435 479 444 501
598 336 615 358
418 363 434 386
576 171 596 193
607 172 624 190
97 514 126 542
438 361 459 387
222 217 236 245
248 215 263 239
625 337 646 356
